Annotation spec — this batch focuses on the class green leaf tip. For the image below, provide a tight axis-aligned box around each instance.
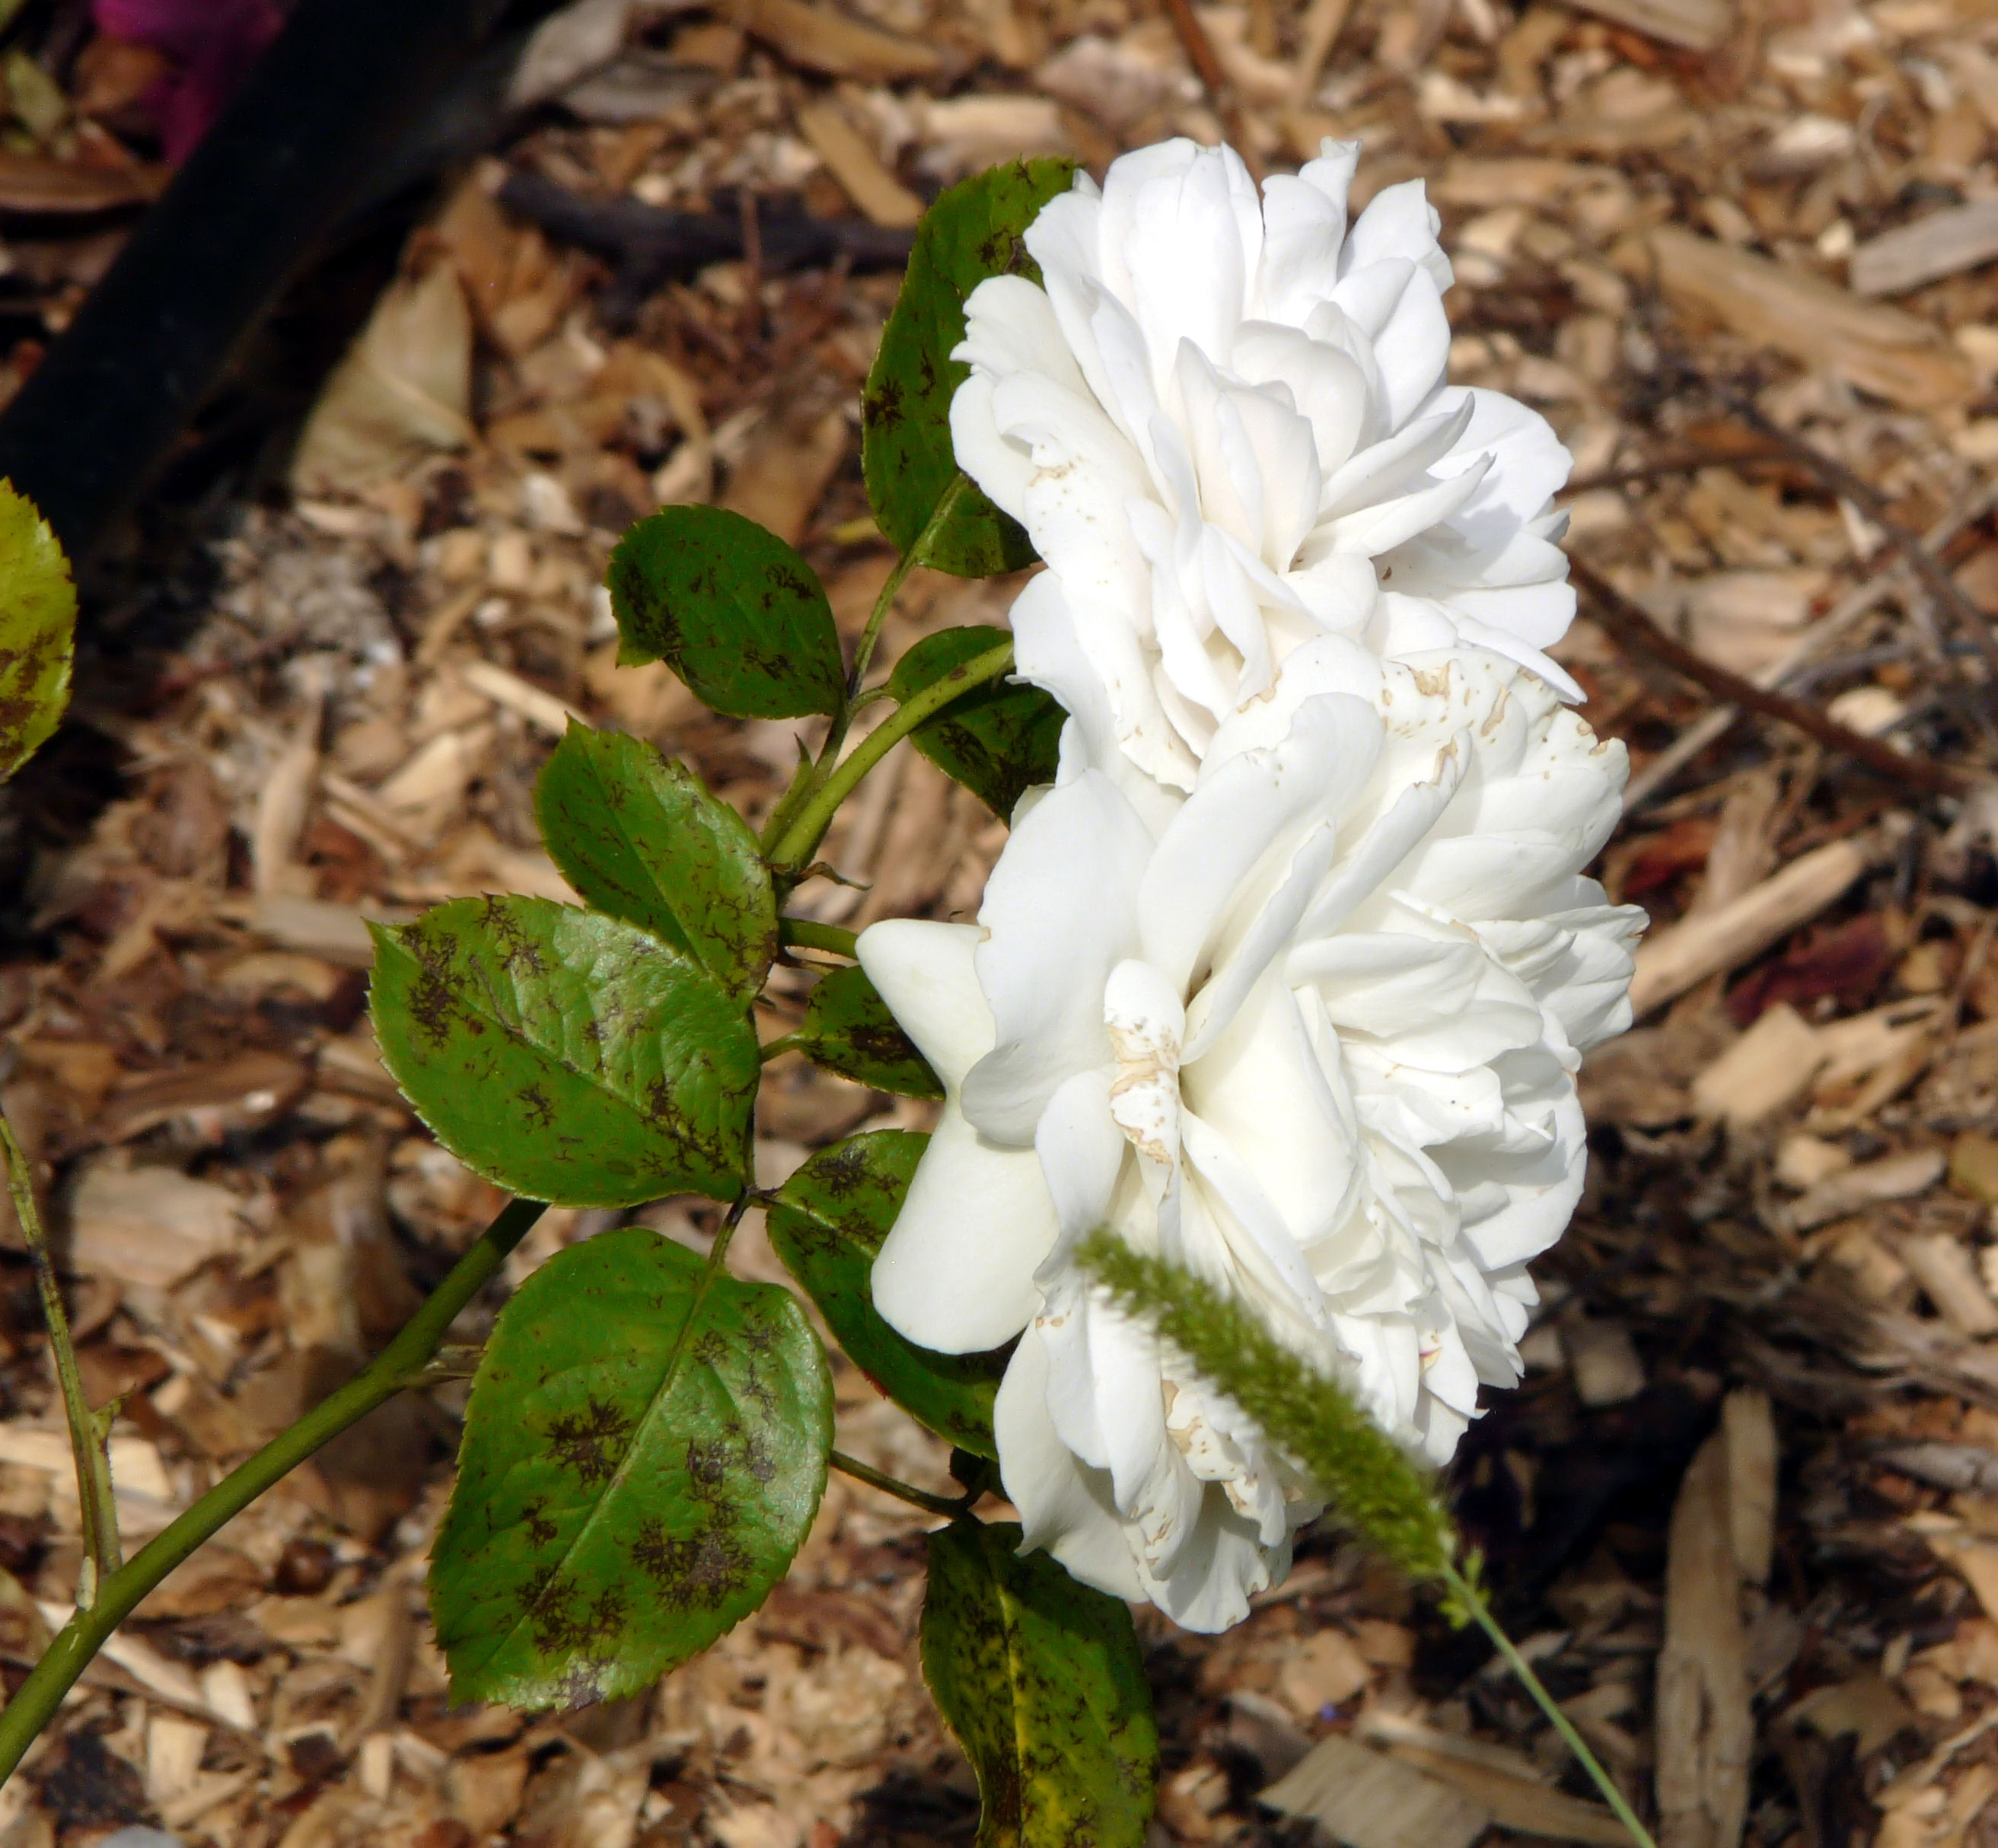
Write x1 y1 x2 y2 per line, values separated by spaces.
368 895 759 1208
534 722 778 1001
922 1519 1158 1848
766 1131 1003 1456
431 1227 833 1709
0 479 75 783
790 963 943 1098
862 158 1078 578
1075 1231 1456 1588
607 504 844 719
887 626 1064 819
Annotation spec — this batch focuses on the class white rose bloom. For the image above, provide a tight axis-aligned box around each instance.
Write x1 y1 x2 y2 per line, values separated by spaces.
950 137 1580 792
858 643 1642 1630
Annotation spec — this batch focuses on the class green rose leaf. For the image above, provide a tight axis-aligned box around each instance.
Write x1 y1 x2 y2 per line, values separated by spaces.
0 480 75 782
923 1521 1158 1848
608 505 846 719
766 1131 1002 1457
791 964 942 1099
862 158 1077 578
432 1228 832 1708
369 897 757 1208
889 626 1064 818
535 723 778 1002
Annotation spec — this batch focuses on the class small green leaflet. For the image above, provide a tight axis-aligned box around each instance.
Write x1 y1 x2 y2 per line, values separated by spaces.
923 1522 1158 1848
432 1229 832 1708
766 1133 1002 1457
862 159 1076 578
608 505 846 719
535 724 778 1002
889 626 1064 818
792 964 942 1098
0 480 75 783
370 897 757 1208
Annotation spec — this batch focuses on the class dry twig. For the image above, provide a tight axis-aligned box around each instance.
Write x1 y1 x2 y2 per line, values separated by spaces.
1570 558 1972 801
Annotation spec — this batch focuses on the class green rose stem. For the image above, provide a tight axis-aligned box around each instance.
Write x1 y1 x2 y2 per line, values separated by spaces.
1 1113 119 1611
777 917 859 961
0 1196 549 1789
757 472 979 861
830 1448 970 1520
844 471 975 698
769 637 1014 871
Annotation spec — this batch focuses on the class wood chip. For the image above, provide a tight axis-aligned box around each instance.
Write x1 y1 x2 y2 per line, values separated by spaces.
1564 1317 1647 1407
735 0 943 79
1789 1673 1921 1757
1775 1132 1850 1190
1690 1003 1824 1128
457 659 583 738
292 265 476 494
1722 1389 1777 1586
1787 1148 1946 1232
1948 1130 1998 1205
1901 1234 1998 1338
0 151 163 211
243 894 414 967
1643 228 1974 411
720 406 849 546
99 1053 310 1146
1276 1627 1373 1718
1560 0 1731 52
1850 202 1998 298
1657 1432 1753 1848
1262 1735 1491 1848
797 101 923 228
145 1713 208 1805
1359 1713 1630 1846
1629 836 1881 1017
67 1159 251 1287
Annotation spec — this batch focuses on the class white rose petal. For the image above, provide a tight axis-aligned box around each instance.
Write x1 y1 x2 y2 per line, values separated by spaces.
859 647 1643 1630
951 137 1581 789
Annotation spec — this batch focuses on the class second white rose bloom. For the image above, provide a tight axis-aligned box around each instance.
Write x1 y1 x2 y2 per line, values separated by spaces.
951 137 1579 793
859 645 1643 1630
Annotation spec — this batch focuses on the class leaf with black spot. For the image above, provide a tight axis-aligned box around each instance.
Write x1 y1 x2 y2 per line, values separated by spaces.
536 723 778 1001
862 158 1077 578
766 1131 1002 1458
923 1521 1158 1848
432 1228 833 1708
0 480 74 783
369 897 757 1209
889 626 1064 817
789 964 942 1098
609 505 845 719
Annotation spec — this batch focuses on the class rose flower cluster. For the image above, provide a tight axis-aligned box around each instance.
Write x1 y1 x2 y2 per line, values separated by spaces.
858 140 1645 1631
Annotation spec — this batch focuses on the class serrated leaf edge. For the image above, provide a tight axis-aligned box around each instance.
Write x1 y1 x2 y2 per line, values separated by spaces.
368 903 750 1208
445 1235 834 1703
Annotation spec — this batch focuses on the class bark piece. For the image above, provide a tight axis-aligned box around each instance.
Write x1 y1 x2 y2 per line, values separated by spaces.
1561 0 1731 51
1690 1004 1824 1128
1901 1235 1998 1338
1629 837 1881 1018
67 1159 250 1288
1788 1148 1945 1231
1722 1389 1777 1587
797 100 923 228
735 0 942 79
1850 202 1998 298
1645 228 1974 411
1263 1735 1491 1848
1656 1432 1753 1848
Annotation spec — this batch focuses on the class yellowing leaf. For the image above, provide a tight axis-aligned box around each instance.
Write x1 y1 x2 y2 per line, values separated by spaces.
0 480 74 782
